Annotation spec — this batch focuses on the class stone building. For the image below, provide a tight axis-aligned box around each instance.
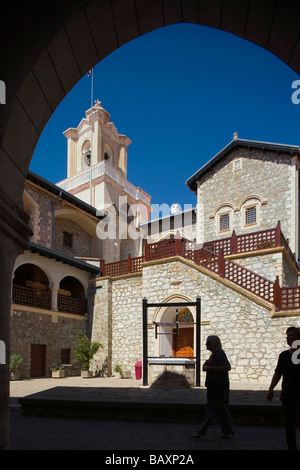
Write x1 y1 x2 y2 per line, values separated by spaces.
11 171 102 378
11 104 300 385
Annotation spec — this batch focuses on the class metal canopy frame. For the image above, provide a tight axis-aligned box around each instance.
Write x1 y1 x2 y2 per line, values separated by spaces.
142 296 201 387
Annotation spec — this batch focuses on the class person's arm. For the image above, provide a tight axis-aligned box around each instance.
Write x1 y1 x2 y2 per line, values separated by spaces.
203 364 231 372
203 350 231 372
266 372 281 402
202 353 214 371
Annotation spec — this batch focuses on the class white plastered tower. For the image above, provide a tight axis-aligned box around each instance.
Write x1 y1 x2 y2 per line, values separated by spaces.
57 101 151 263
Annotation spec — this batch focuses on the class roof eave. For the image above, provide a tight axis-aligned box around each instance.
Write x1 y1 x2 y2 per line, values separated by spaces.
186 139 300 192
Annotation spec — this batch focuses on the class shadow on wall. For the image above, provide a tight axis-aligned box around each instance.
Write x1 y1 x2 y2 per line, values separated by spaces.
150 371 191 389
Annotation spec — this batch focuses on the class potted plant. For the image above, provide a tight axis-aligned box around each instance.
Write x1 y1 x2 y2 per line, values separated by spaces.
74 332 102 377
50 364 65 378
114 364 123 379
10 354 23 380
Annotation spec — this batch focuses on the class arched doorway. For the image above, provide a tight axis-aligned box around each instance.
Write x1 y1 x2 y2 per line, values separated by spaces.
2 0 300 449
154 295 196 358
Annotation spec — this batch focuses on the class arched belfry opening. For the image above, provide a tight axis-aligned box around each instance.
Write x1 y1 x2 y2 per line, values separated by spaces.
1 0 300 449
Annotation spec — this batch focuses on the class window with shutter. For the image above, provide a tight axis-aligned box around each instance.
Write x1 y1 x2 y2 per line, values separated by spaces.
245 206 256 226
219 213 230 232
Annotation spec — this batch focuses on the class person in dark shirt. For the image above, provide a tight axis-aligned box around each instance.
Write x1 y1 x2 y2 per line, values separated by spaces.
191 335 234 439
267 326 300 450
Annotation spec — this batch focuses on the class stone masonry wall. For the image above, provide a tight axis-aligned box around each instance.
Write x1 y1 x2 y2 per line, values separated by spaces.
199 148 294 246
53 218 93 258
10 308 87 378
91 257 300 384
142 258 300 384
24 182 52 248
111 275 143 375
89 278 113 376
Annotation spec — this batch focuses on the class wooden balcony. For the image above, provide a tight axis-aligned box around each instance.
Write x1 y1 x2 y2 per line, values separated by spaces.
12 285 51 310
12 285 87 315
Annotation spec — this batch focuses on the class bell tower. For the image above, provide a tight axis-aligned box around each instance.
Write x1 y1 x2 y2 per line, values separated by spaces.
62 100 131 200
57 101 151 262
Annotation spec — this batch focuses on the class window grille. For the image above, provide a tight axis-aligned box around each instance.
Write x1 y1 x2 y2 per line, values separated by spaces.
245 206 256 226
219 213 230 232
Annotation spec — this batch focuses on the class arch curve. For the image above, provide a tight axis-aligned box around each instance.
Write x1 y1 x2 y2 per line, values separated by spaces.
153 293 196 324
2 0 300 211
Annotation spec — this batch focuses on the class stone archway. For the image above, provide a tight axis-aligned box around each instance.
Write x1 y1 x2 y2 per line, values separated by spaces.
2 0 300 449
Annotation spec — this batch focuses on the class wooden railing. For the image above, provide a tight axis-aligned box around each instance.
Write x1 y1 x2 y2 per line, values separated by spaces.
57 294 87 315
101 255 145 277
12 285 87 315
203 221 299 271
12 285 51 310
275 285 300 311
99 224 300 311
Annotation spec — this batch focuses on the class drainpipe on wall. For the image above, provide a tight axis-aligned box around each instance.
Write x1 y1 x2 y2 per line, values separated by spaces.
51 190 62 249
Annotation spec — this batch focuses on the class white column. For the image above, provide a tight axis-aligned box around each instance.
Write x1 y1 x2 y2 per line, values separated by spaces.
50 284 59 311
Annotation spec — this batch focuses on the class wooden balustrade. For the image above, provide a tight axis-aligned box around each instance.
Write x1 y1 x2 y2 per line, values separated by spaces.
57 294 87 315
99 224 300 311
12 284 51 310
101 255 145 277
12 284 87 315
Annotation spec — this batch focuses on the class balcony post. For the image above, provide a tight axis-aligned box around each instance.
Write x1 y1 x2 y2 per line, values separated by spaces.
275 221 281 247
230 230 237 255
127 254 132 274
218 250 225 277
144 239 149 261
100 260 105 277
174 236 181 256
274 276 281 311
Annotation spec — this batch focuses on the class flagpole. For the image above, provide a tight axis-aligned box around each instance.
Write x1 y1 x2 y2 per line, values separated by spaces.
89 68 94 206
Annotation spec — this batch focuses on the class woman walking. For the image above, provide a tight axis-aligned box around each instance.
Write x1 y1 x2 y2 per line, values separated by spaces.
191 335 234 439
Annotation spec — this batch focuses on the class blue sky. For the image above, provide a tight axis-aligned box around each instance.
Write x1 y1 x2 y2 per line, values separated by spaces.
30 23 300 211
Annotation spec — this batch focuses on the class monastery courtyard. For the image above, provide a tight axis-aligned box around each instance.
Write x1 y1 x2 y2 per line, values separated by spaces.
9 375 299 451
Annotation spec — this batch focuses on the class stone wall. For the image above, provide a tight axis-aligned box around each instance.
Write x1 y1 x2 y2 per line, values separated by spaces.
89 278 113 376
198 148 295 249
111 275 143 375
24 182 52 248
53 218 93 258
91 256 300 385
142 258 300 384
10 307 88 378
89 274 143 377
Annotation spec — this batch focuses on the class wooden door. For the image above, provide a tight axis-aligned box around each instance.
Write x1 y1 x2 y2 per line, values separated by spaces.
173 327 194 357
30 344 46 377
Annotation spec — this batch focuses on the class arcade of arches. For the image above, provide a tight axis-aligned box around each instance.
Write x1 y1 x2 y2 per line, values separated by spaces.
2 0 300 449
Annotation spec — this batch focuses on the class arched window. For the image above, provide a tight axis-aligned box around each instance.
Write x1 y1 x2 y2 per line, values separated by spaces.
214 204 234 236
240 197 262 230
